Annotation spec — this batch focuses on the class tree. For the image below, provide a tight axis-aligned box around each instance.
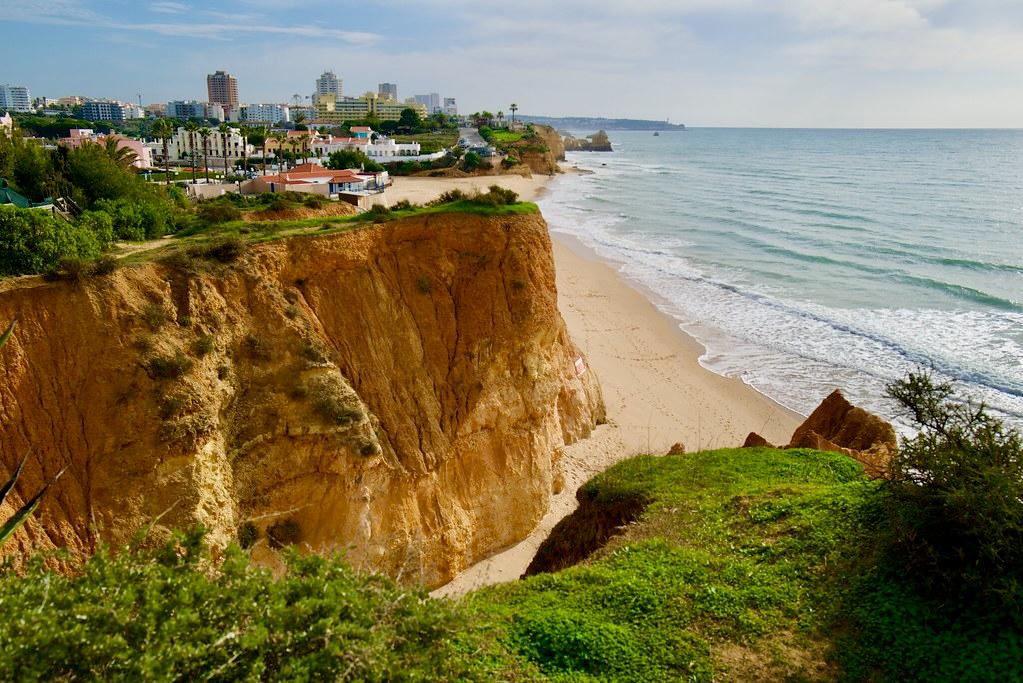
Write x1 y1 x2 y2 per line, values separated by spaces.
298 133 311 164
883 371 1023 604
218 123 232 178
198 127 212 182
271 131 288 172
325 149 383 172
152 119 175 183
461 151 482 172
184 121 199 183
510 103 518 124
398 108 421 131
101 137 137 170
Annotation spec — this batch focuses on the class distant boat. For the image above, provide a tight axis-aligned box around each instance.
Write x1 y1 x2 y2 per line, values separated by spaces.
653 131 660 136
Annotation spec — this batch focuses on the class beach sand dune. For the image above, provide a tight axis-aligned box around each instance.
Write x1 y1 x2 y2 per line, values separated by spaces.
434 228 801 597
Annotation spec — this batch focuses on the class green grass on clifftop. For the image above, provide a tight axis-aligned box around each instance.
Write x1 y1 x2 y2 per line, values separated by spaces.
466 447 1023 682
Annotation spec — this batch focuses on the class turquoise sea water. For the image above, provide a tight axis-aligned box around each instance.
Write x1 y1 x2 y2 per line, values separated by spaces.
539 129 1023 429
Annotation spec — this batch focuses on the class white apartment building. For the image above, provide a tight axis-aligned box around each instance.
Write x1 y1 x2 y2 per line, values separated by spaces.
169 126 253 164
241 103 290 124
0 85 32 113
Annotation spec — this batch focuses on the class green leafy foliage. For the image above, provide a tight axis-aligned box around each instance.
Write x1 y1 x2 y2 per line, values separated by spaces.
0 206 104 275
882 372 1023 606
325 148 384 172
0 531 514 681
461 151 482 172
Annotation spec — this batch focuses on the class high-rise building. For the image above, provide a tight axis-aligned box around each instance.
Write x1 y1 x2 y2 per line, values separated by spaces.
378 83 398 101
316 71 342 99
0 84 32 113
413 93 441 114
206 70 239 114
443 97 457 116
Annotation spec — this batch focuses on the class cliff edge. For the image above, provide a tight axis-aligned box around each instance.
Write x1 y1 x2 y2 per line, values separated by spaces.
0 211 604 587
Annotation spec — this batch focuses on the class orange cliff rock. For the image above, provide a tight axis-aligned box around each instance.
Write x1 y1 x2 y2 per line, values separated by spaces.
786 389 897 478
741 390 897 478
0 211 605 587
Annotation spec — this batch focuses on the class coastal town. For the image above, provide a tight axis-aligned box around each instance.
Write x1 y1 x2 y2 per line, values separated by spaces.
3 2 1020 674
0 69 546 212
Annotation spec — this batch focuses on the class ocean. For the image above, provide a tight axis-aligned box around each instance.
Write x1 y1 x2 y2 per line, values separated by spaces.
539 128 1023 431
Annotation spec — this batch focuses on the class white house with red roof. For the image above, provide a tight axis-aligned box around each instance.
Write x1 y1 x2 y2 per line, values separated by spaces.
248 163 388 196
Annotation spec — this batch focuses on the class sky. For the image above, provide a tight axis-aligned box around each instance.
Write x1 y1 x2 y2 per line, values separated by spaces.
1 0 1023 127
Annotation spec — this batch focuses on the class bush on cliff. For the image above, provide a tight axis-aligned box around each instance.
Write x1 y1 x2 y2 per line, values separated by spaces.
0 530 516 681
0 206 104 276
882 371 1023 608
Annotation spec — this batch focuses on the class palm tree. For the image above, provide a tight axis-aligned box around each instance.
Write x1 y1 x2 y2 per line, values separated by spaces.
257 126 270 176
152 119 174 183
510 103 518 125
271 131 288 172
497 111 505 128
198 127 212 182
239 125 250 176
298 133 311 164
184 120 199 183
218 122 232 179
101 136 138 169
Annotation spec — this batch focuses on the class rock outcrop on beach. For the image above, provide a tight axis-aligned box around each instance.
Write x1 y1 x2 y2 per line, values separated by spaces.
740 391 896 477
517 124 565 175
0 211 604 587
785 390 897 478
563 130 613 152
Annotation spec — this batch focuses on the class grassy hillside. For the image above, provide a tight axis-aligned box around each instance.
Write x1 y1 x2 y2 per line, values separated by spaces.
1 448 1018 680
467 447 1022 681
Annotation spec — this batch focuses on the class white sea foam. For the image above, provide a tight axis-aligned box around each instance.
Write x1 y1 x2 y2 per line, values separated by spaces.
545 135 1023 430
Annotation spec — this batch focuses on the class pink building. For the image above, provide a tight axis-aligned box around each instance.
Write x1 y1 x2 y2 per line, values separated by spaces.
60 129 153 169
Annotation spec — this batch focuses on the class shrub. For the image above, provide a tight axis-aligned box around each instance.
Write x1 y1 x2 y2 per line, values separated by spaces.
93 197 172 241
141 303 167 330
192 334 215 357
0 531 506 680
195 236 246 263
299 341 329 365
307 375 362 426
158 393 186 419
882 372 1023 605
195 203 242 225
431 189 468 205
461 151 482 172
76 210 115 249
146 351 193 380
243 333 271 361
0 206 103 276
391 199 415 211
416 275 431 294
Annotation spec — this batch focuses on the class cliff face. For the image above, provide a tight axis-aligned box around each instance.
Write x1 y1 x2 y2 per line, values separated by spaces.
0 212 604 587
516 125 565 175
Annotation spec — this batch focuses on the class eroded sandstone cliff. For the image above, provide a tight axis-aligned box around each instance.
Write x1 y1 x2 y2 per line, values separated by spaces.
0 211 604 587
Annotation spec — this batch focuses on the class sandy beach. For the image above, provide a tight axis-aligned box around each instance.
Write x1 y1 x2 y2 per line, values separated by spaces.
434 203 803 597
382 173 553 206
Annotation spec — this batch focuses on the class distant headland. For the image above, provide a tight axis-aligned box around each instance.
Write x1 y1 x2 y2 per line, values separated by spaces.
521 115 685 131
